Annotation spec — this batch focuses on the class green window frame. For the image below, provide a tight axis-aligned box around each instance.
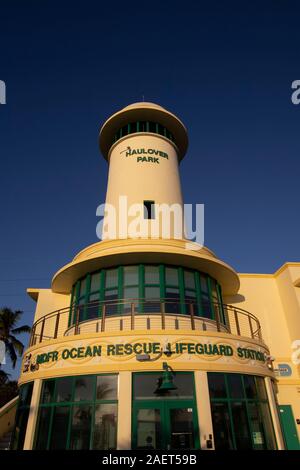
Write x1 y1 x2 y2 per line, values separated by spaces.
208 372 277 450
34 374 118 450
112 121 175 145
70 264 224 326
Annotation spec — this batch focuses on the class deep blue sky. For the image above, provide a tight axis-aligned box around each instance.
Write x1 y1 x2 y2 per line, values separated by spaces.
1 0 299 378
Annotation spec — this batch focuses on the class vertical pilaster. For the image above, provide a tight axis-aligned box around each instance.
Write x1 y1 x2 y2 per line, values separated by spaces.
117 371 132 450
194 371 214 450
264 376 285 450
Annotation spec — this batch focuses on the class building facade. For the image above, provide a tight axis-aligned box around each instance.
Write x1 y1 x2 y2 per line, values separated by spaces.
12 102 300 450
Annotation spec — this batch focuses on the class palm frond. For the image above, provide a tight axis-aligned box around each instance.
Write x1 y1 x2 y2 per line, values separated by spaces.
12 325 31 335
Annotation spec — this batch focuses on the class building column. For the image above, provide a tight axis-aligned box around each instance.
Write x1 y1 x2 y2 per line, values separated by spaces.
194 371 214 450
264 377 285 450
117 371 132 450
23 379 42 450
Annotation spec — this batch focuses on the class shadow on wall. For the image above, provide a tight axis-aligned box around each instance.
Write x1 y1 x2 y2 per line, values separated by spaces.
223 294 246 304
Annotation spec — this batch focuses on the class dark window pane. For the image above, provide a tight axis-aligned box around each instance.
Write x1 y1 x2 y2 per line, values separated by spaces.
165 288 180 314
77 300 85 322
74 376 94 402
86 294 100 319
56 377 73 402
19 382 33 406
136 408 162 450
255 377 267 400
104 289 118 301
200 275 208 293
134 373 194 399
149 122 156 133
143 200 155 219
244 375 257 399
231 402 252 449
49 406 70 450
130 122 137 134
41 380 55 404
121 125 128 137
166 267 179 286
79 278 86 297
123 266 138 286
157 124 164 136
35 407 52 449
201 295 211 318
211 402 234 450
208 373 227 399
145 265 159 284
145 286 160 299
184 271 195 289
12 408 30 450
90 272 100 292
105 269 118 288
260 402 277 449
185 290 199 315
170 408 195 449
96 375 118 400
248 402 266 449
69 405 92 450
227 374 244 398
144 287 160 312
93 404 117 450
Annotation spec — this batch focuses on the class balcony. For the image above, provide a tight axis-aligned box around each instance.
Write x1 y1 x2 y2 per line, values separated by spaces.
28 299 264 347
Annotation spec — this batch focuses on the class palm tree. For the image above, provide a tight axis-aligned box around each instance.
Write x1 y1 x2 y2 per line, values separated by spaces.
0 307 31 368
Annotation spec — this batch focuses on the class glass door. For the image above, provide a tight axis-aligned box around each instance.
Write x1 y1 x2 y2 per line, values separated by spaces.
165 402 196 450
132 400 199 450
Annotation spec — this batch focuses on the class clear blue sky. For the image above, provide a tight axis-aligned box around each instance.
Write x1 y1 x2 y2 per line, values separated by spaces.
1 0 299 378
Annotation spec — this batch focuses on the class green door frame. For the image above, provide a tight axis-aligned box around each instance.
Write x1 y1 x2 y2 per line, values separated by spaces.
132 399 200 450
279 405 300 450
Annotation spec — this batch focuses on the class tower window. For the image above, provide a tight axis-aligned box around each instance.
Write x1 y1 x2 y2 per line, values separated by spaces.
143 200 155 219
112 121 174 145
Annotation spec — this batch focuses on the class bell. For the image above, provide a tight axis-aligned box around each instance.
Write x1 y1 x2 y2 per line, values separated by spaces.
155 368 177 394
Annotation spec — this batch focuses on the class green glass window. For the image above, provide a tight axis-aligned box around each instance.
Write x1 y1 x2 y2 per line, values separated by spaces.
70 264 224 324
34 374 118 450
145 265 159 284
93 403 118 450
133 372 195 399
69 405 92 450
11 382 33 450
208 373 277 450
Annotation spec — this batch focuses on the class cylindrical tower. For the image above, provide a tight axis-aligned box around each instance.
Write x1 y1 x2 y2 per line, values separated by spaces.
99 102 188 240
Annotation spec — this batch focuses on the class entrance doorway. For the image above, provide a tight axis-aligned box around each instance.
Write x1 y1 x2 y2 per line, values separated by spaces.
132 372 199 450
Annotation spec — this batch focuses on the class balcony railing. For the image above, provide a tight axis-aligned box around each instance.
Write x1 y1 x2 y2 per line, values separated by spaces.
28 299 264 347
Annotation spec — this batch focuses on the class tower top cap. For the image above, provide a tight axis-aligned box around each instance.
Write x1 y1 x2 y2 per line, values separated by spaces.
99 101 188 161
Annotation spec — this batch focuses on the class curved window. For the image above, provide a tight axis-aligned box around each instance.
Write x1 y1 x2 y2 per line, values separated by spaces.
34 374 118 450
69 265 224 326
208 373 277 450
112 121 175 145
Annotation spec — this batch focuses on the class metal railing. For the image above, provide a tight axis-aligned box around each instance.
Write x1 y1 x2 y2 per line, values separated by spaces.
29 298 263 346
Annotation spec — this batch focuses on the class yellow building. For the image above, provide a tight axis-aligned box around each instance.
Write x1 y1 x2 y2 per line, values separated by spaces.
5 102 300 450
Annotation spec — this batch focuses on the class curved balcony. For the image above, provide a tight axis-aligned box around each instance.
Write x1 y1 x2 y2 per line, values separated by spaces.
28 299 264 347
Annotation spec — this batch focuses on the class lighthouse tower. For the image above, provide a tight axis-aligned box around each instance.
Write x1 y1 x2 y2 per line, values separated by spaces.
15 102 282 451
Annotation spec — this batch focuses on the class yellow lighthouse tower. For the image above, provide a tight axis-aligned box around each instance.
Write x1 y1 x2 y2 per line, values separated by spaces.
11 102 285 451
